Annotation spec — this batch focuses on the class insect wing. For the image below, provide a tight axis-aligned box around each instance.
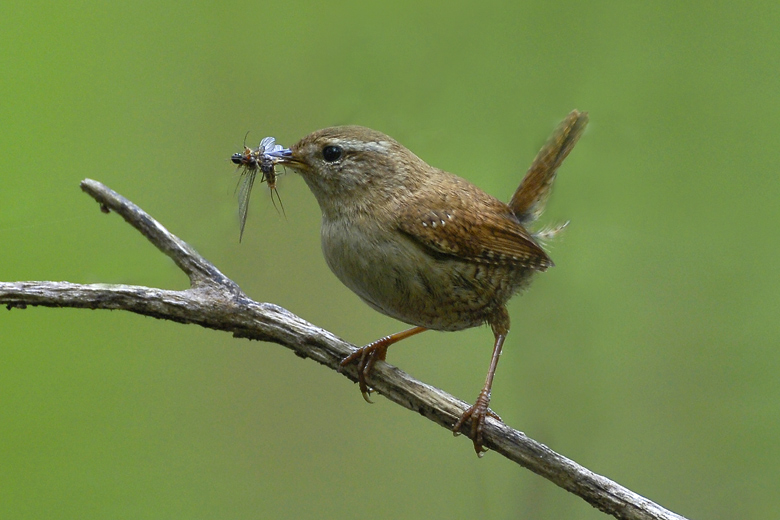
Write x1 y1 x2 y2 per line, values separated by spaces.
237 165 258 242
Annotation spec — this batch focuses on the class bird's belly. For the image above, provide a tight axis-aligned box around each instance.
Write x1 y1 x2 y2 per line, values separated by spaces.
321 220 530 331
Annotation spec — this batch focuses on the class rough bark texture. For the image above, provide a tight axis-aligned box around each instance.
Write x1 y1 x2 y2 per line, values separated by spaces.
0 179 689 520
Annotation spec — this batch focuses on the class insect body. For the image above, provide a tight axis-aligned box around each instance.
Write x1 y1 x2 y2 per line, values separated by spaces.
231 136 291 240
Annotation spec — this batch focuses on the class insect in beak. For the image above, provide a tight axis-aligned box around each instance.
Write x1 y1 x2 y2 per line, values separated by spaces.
231 136 291 241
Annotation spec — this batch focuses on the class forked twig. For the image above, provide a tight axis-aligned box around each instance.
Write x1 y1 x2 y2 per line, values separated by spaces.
0 179 688 520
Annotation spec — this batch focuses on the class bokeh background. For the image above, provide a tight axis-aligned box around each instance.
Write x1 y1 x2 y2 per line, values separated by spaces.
2 1 779 519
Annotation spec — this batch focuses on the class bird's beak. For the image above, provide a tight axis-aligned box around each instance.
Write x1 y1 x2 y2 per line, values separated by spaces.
274 150 308 172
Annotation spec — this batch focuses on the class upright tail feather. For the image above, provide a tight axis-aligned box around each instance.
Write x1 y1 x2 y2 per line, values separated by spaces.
509 110 589 224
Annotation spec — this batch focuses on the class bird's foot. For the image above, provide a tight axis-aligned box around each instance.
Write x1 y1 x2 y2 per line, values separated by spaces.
452 392 502 456
339 339 390 403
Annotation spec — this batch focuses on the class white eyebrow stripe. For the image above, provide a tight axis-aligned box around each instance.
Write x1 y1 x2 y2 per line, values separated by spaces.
342 140 392 153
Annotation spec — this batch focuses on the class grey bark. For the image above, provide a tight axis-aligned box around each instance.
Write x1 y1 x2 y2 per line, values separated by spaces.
0 179 689 520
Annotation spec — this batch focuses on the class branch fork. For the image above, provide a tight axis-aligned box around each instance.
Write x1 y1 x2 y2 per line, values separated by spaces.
0 179 688 520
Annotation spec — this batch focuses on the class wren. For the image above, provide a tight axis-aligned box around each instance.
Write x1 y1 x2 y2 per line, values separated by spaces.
274 111 588 454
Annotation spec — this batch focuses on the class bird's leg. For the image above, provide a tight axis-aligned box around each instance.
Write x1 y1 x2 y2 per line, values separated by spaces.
340 326 428 402
453 308 509 456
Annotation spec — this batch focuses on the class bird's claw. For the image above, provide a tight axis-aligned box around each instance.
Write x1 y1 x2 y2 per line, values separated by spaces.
339 342 389 403
452 394 500 456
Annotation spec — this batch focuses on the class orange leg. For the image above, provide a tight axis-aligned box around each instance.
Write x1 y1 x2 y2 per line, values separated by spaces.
340 326 427 402
453 312 509 456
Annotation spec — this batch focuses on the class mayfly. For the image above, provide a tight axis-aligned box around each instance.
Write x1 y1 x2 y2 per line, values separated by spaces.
231 136 291 241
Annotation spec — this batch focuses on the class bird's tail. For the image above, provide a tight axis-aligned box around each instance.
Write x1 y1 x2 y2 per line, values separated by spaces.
509 110 589 224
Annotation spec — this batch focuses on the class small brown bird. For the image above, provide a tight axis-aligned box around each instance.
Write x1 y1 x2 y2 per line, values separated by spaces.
275 111 588 454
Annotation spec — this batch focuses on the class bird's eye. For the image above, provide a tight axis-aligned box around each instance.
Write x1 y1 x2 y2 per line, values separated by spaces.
322 145 343 163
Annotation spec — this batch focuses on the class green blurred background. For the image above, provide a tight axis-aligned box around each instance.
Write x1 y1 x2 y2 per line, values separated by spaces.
2 1 779 518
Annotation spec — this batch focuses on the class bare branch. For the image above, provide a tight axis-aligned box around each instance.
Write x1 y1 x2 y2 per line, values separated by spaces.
0 179 689 520
79 179 239 291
